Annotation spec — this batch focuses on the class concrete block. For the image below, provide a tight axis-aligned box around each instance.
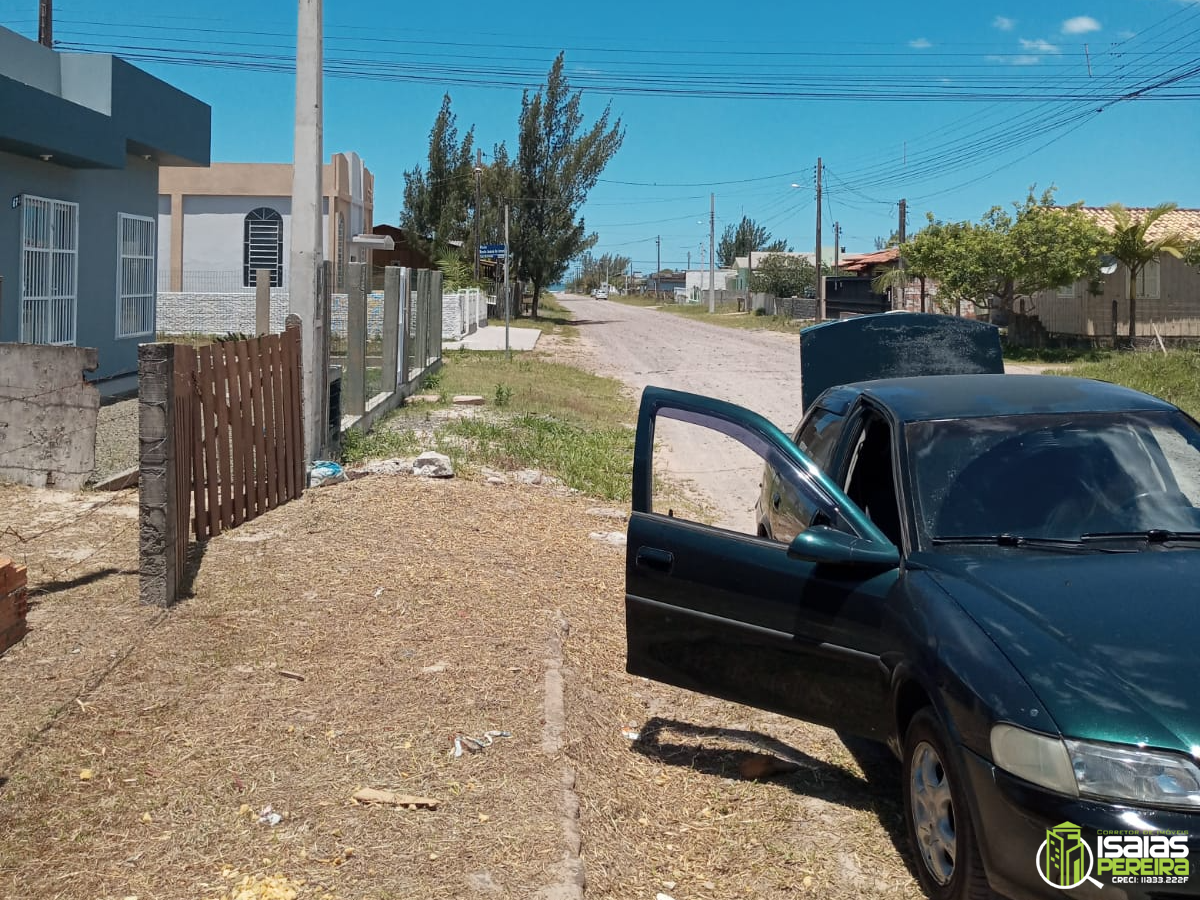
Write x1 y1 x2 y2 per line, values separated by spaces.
0 343 100 490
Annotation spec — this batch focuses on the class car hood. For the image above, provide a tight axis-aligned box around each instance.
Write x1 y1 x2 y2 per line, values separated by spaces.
925 550 1200 754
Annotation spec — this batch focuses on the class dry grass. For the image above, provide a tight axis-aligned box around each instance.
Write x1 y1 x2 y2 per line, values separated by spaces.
0 470 923 900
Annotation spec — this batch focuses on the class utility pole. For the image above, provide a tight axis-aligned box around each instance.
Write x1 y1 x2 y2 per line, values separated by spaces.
897 198 907 311
289 0 324 466
38 0 51 47
504 204 510 360
687 250 691 271
815 157 825 319
655 235 661 296
747 249 753 308
708 193 715 313
473 147 482 282
833 222 840 272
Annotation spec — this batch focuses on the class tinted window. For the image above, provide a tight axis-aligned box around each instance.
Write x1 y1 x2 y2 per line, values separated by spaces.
794 407 846 473
907 411 1200 543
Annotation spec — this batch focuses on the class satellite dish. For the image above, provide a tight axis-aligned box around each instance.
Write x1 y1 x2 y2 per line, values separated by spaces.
1099 254 1119 276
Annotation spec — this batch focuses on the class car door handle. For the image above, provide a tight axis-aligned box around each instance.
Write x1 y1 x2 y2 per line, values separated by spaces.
636 547 674 573
772 492 782 510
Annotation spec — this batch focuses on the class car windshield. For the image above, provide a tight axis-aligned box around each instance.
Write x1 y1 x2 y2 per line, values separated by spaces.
907 410 1200 545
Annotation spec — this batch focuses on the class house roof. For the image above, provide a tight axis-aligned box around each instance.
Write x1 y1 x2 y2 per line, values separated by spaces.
842 247 899 273
1077 207 1200 241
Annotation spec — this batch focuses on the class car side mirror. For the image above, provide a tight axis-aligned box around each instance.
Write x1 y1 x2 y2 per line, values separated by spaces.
787 526 900 570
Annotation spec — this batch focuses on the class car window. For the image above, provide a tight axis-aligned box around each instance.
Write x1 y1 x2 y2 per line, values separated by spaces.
907 410 1200 543
843 416 904 547
793 406 846 473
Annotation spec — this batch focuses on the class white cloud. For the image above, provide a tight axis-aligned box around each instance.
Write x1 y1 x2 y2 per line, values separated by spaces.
1117 29 1136 39
993 15 1016 31
1012 55 1044 65
909 37 933 49
1062 15 1101 34
1020 37 1061 53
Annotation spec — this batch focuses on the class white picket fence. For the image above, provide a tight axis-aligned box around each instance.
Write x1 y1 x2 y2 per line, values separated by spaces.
442 288 487 340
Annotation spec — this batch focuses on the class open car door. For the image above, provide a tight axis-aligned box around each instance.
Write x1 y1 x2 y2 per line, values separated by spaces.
800 313 1003 411
625 387 901 740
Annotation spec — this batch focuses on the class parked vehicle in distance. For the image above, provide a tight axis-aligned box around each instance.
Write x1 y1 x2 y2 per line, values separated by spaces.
594 287 609 300
625 313 1200 900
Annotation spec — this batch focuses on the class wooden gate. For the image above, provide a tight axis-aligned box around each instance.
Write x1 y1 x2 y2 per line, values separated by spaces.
175 324 304 542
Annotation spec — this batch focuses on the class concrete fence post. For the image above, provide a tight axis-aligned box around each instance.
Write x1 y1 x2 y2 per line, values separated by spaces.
431 270 444 364
345 262 368 416
138 342 179 607
255 268 272 334
381 266 401 396
398 268 411 386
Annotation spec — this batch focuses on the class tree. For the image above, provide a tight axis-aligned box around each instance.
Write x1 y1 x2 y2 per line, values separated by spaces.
903 188 1107 319
511 54 624 318
873 230 902 251
1105 203 1191 344
716 217 790 268
750 253 815 299
569 252 631 293
400 95 476 257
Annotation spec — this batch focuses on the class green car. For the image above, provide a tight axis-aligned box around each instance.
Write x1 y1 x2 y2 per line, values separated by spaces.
625 313 1200 900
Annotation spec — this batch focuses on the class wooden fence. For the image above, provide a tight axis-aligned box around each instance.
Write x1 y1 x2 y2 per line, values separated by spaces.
0 557 29 655
185 327 304 540
139 323 303 607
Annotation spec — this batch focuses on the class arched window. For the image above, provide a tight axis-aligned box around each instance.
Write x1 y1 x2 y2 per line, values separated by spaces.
243 207 283 288
336 213 346 289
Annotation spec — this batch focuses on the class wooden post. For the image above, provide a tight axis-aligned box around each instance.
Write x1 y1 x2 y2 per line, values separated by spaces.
381 266 401 395
255 268 272 334
138 342 180 607
345 262 368 416
0 557 29 654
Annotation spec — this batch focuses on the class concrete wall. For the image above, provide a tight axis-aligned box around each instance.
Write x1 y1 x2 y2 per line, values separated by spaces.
180 194 296 281
0 343 99 490
0 150 160 385
156 290 388 337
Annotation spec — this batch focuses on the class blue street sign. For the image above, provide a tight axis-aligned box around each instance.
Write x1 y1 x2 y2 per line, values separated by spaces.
479 243 507 259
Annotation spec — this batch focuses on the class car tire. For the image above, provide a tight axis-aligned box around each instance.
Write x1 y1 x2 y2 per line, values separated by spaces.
902 708 993 900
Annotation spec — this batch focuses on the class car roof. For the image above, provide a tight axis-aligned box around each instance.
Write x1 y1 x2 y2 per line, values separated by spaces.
833 373 1178 423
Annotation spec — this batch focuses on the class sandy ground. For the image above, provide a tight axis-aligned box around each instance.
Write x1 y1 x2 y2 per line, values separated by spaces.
558 296 805 530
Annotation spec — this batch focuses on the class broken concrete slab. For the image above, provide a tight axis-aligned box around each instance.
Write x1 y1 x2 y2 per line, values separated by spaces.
412 451 454 478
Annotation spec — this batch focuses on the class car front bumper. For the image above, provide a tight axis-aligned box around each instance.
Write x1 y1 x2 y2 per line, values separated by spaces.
960 745 1200 900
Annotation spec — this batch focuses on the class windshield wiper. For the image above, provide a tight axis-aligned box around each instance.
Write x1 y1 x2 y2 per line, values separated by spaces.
1081 529 1200 544
930 534 1096 551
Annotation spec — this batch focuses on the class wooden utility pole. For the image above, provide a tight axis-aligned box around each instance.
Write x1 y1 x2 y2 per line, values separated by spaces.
38 0 52 47
897 198 907 311
474 147 482 282
815 157 824 319
708 193 716 313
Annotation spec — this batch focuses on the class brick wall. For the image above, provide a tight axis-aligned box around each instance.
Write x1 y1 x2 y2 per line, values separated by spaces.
0 557 29 655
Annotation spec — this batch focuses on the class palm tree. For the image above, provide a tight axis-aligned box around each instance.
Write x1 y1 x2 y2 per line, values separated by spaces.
1105 203 1190 344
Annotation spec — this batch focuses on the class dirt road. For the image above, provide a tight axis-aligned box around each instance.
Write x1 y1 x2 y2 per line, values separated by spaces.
560 295 804 529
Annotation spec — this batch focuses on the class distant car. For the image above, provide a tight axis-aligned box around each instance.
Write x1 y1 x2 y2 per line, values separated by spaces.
595 288 609 300
626 313 1200 900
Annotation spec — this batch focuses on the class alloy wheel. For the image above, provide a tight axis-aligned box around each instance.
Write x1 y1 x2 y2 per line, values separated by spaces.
909 739 957 885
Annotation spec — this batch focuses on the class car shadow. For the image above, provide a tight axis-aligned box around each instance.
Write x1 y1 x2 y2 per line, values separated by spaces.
630 716 918 879
560 319 615 327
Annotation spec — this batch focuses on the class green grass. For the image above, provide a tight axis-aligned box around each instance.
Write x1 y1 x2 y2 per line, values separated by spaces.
609 295 662 308
491 293 578 339
1002 343 1113 364
1060 349 1200 419
346 349 637 500
611 296 809 334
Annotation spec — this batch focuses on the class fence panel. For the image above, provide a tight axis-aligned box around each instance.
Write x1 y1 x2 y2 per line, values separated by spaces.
182 328 304 541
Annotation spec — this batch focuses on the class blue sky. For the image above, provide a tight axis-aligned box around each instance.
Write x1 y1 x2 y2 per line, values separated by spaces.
3 0 1198 272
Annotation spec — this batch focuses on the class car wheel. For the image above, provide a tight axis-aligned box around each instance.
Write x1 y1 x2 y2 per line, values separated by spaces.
902 708 993 900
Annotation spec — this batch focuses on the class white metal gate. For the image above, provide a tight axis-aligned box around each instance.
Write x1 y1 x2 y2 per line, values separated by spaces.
21 195 79 345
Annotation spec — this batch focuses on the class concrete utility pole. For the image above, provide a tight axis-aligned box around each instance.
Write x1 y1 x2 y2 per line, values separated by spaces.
815 157 824 319
38 0 51 47
290 0 324 466
503 204 511 360
474 147 482 282
897 198 907 311
656 235 661 294
833 222 840 272
708 193 715 313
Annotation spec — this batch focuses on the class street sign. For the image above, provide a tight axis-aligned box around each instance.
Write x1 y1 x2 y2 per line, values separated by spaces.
479 243 507 260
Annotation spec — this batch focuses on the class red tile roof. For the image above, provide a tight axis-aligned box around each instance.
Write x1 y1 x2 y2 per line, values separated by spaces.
842 247 899 272
1077 207 1200 241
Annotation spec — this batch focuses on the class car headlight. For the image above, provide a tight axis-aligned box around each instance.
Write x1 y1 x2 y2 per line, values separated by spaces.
1066 739 1200 809
991 724 1200 809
